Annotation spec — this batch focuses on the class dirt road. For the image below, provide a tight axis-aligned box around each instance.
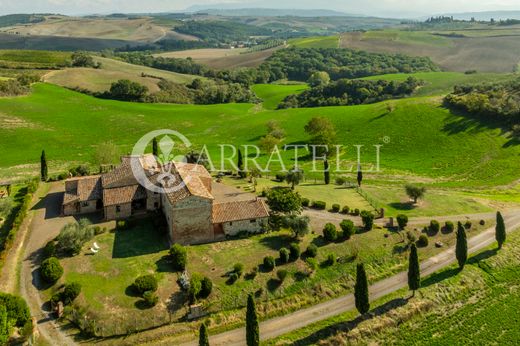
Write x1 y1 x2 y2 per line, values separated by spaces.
181 211 520 346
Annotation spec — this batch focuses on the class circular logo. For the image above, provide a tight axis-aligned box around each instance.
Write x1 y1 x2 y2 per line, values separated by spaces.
131 129 192 194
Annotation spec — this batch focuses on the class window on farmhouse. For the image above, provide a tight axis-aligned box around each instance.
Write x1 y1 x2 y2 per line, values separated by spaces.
250 219 256 223
82 202 89 207
116 205 121 213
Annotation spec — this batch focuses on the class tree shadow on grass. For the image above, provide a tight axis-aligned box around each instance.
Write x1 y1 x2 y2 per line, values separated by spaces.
125 284 140 298
468 248 498 264
259 234 294 250
267 278 282 292
155 255 174 273
291 298 409 346
388 202 418 211
421 267 460 288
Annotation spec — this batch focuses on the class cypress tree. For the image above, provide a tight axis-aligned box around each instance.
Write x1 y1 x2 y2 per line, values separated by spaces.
152 137 158 157
40 150 48 181
496 211 506 249
238 149 246 178
246 294 259 346
354 263 370 315
199 322 210 346
456 222 468 270
357 167 363 187
323 159 330 185
408 243 420 296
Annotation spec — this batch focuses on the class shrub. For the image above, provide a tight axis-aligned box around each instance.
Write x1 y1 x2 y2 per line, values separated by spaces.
93 226 106 235
335 176 347 186
301 198 310 207
227 272 239 284
279 248 290 263
445 221 455 233
312 200 327 210
40 257 63 284
464 221 472 229
416 234 429 247
429 220 440 234
275 173 286 182
353 208 360 216
61 282 81 305
0 293 31 328
305 244 318 258
305 258 318 272
326 253 336 266
42 241 56 259
133 275 158 296
331 204 340 213
360 210 375 231
396 214 408 230
277 269 288 282
263 256 275 271
233 263 244 277
323 223 338 241
479 219 485 226
339 219 355 239
199 277 213 298
289 243 300 260
406 231 417 244
341 206 350 214
169 244 187 271
143 291 159 307
188 274 202 302
246 267 258 280
56 219 94 256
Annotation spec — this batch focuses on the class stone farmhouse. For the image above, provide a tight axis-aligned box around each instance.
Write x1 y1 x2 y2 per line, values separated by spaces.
62 155 269 245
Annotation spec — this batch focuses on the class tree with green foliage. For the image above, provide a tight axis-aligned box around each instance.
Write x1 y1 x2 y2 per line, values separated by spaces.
456 222 468 270
323 160 330 185
396 214 408 230
152 137 158 157
340 219 355 239
71 51 97 68
94 141 119 168
496 211 506 249
0 293 30 328
0 303 8 345
405 184 426 204
354 263 370 315
61 282 82 305
170 244 188 271
107 79 148 101
357 167 362 187
246 294 259 346
285 167 304 190
40 257 63 284
304 117 336 157
237 149 245 178
408 243 420 297
199 322 210 346
56 219 94 256
323 223 338 241
360 211 375 231
281 215 310 239
307 71 330 87
266 188 302 215
40 150 48 181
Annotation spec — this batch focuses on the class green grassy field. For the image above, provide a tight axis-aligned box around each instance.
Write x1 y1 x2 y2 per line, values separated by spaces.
0 50 71 69
0 83 519 189
268 229 520 345
43 56 199 92
252 84 309 109
288 36 339 48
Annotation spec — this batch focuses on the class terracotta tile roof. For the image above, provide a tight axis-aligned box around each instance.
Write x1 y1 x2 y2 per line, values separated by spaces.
212 199 269 224
103 185 147 206
163 162 213 204
101 160 138 189
63 176 101 205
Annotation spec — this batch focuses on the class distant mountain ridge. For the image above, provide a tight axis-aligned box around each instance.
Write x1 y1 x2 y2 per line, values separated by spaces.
185 6 354 17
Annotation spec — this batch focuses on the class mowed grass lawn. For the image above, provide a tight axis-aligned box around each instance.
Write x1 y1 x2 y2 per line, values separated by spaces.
0 83 519 188
56 214 494 339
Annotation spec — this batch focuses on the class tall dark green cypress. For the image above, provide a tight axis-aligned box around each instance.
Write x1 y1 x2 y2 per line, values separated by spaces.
408 243 420 296
152 137 158 157
496 211 506 249
246 294 259 346
357 168 363 187
354 263 370 315
323 159 330 185
199 322 209 346
238 149 246 178
456 222 468 270
40 150 48 182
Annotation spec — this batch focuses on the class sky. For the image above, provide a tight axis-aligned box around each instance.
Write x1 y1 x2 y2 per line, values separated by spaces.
0 0 519 17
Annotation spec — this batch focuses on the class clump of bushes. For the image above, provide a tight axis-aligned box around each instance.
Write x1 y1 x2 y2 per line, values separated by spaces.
444 221 455 233
289 243 300 261
189 274 213 300
40 257 63 284
339 219 355 239
227 272 239 284
360 210 375 231
341 206 350 214
416 234 429 248
279 247 290 264
465 221 472 229
305 244 318 258
55 219 94 256
263 256 275 271
323 223 338 241
42 240 56 259
301 198 310 207
143 291 159 307
396 214 408 230
61 282 82 305
429 220 440 234
312 201 327 210
233 263 244 277
133 275 158 296
275 173 286 182
169 244 187 271
325 253 336 266
331 204 340 213
353 208 360 216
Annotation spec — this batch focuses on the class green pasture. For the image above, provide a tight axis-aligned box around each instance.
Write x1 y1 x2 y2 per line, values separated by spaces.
288 35 339 48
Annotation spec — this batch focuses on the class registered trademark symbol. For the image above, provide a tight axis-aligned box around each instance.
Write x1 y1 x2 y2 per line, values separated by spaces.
383 136 391 144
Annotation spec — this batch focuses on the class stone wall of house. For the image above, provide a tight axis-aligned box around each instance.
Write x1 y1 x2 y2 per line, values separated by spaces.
222 218 268 237
146 192 161 211
65 180 78 192
164 196 214 245
105 203 131 220
79 200 98 214
63 203 77 216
